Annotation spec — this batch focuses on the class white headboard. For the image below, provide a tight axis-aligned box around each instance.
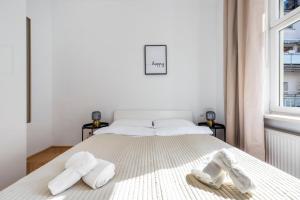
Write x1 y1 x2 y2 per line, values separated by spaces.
113 110 193 121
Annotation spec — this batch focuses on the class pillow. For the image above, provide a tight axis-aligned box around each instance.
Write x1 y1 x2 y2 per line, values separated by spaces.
110 119 153 128
153 119 195 128
94 126 155 136
154 126 213 136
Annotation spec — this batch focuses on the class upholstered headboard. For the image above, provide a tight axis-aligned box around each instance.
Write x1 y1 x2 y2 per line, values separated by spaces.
113 110 193 121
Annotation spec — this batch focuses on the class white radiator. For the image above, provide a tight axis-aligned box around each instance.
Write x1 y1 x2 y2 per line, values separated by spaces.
265 128 300 178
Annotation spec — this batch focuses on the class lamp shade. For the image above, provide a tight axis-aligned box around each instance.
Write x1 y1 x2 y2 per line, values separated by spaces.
92 111 101 121
206 111 216 121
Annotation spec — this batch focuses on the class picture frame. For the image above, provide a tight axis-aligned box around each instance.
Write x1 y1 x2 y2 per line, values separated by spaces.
26 17 31 123
144 45 167 75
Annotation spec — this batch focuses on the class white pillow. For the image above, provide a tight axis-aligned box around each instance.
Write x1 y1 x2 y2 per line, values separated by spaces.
110 119 153 128
154 126 213 136
94 126 155 136
153 119 195 128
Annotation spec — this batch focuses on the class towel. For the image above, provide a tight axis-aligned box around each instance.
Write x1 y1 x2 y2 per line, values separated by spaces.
48 168 81 195
48 151 98 195
65 151 98 176
191 161 226 189
212 149 256 194
213 149 238 170
228 166 256 193
83 159 115 189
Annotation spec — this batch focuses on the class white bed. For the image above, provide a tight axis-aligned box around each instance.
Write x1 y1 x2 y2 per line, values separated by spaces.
1 110 300 200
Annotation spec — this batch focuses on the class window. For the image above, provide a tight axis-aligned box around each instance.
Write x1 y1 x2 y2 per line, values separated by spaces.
280 21 300 107
270 0 300 113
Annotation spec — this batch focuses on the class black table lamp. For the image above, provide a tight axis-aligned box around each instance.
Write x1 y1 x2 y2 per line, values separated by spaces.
92 111 101 128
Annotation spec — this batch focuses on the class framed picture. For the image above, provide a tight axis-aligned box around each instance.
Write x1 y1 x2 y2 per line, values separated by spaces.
144 45 167 75
26 17 31 123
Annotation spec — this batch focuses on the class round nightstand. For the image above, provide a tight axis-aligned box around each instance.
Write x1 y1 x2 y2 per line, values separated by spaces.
198 122 226 142
82 122 109 141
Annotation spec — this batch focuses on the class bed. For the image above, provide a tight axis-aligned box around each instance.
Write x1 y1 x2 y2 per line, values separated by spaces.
1 110 300 200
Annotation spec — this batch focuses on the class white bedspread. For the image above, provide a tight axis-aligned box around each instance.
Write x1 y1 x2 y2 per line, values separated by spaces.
1 134 300 200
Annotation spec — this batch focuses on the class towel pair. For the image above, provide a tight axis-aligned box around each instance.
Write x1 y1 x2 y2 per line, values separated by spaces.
48 151 115 195
192 149 255 194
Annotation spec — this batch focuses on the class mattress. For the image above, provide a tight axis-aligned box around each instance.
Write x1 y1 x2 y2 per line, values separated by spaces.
1 134 300 200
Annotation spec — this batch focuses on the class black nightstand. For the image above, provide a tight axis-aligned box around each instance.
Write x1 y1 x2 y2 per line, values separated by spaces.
198 122 226 142
82 122 109 141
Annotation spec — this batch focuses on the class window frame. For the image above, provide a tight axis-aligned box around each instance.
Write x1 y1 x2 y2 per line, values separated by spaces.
269 0 300 114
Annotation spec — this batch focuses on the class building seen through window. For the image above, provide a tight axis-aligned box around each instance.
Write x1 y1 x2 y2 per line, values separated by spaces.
284 0 300 14
282 20 300 107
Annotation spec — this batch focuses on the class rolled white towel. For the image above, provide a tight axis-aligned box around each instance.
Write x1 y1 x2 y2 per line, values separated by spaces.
228 166 256 194
191 161 226 189
48 168 81 195
83 159 115 189
213 149 238 170
65 151 98 176
48 151 98 195
212 149 256 193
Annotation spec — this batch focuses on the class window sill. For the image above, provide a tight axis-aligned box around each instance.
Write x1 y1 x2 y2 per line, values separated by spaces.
264 113 300 123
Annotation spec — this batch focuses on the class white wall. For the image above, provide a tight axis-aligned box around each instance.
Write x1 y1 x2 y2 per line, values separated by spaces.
216 0 225 124
51 0 224 145
0 0 27 189
265 118 300 135
26 0 53 156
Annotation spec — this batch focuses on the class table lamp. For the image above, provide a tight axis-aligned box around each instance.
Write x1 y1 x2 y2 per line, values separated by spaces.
92 111 101 128
206 111 216 127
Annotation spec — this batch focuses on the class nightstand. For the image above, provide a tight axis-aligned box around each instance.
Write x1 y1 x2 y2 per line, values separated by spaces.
198 122 226 142
82 122 109 141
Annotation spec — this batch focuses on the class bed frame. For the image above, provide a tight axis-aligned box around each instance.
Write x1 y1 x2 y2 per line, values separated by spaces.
113 110 193 121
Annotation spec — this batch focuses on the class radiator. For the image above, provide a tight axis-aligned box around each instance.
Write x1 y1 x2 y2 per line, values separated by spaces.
265 128 300 178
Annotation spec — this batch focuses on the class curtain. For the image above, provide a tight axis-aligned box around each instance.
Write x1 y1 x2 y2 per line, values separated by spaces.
224 0 266 160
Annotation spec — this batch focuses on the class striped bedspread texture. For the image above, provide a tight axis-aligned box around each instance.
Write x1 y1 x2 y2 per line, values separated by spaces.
1 134 300 200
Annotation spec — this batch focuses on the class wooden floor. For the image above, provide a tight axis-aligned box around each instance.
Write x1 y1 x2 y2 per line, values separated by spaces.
27 146 72 174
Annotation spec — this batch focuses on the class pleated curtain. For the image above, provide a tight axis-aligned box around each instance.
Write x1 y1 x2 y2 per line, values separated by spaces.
224 0 266 160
